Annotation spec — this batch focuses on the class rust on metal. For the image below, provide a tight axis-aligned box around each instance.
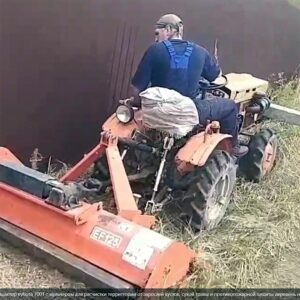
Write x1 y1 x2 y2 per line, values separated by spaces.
262 137 278 176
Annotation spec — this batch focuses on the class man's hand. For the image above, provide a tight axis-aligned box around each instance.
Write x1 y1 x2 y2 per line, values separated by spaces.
214 39 219 63
119 96 134 106
213 39 223 77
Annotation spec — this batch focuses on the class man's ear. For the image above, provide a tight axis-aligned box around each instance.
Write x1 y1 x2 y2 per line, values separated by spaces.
165 25 174 39
165 24 173 34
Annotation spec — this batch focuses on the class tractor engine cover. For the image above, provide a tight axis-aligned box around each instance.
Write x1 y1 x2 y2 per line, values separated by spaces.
224 73 269 102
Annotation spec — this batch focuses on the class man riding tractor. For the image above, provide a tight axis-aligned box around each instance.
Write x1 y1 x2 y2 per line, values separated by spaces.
83 14 277 231
122 13 248 157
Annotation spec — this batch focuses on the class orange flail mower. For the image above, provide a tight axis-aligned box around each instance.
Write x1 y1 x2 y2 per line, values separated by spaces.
0 135 195 289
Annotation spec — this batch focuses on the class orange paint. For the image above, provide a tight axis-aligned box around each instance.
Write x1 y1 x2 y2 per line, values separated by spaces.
176 131 232 169
0 182 194 288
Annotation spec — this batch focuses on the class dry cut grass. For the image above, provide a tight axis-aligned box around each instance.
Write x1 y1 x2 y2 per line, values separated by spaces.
156 121 300 288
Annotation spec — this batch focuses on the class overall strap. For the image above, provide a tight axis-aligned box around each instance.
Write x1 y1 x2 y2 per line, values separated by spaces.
163 40 176 58
184 42 194 58
163 40 194 69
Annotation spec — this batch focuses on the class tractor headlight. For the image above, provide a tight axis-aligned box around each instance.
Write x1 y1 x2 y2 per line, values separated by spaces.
116 105 134 124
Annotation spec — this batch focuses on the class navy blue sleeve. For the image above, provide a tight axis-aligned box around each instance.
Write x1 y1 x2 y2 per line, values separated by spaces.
131 45 155 92
202 49 221 82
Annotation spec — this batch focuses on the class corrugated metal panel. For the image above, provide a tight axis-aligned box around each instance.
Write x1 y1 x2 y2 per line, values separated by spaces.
0 0 299 163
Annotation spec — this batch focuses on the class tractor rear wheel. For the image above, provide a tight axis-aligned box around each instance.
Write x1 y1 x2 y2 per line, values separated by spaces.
179 150 236 231
238 128 278 182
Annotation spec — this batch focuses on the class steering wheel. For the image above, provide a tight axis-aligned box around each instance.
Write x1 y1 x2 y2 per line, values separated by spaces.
198 74 228 99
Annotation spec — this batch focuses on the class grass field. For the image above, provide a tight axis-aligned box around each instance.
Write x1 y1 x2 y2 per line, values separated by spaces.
288 0 300 10
270 78 300 110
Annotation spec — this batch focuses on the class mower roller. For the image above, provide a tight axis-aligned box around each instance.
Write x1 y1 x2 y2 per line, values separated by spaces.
0 135 196 290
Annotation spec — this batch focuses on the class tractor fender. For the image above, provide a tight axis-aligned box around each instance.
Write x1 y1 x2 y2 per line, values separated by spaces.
102 111 143 138
175 131 232 170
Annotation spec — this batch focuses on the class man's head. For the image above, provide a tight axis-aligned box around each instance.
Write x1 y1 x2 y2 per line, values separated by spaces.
154 14 184 42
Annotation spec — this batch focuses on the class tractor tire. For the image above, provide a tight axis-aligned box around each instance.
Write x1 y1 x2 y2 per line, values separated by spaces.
179 150 236 231
238 128 278 183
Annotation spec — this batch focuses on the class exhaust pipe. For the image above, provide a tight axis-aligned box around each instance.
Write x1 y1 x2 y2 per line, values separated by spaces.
246 94 271 114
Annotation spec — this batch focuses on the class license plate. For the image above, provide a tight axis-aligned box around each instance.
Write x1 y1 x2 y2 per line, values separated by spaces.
90 227 122 249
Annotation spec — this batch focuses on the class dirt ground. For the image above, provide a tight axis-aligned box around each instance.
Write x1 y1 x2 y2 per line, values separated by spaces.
0 240 84 288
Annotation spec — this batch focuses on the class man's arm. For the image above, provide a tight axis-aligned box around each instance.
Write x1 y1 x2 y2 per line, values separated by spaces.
202 49 222 82
127 45 155 107
128 85 142 107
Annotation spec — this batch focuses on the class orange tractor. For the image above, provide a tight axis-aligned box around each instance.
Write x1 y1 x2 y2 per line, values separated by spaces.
0 72 278 290
90 73 278 231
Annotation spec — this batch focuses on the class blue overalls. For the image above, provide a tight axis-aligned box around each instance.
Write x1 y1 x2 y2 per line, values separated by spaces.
162 40 194 97
163 40 239 145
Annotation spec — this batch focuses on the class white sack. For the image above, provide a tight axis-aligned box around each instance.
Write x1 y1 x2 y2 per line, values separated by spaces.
139 87 199 138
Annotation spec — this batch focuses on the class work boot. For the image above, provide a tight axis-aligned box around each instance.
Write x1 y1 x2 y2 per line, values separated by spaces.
232 144 249 157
